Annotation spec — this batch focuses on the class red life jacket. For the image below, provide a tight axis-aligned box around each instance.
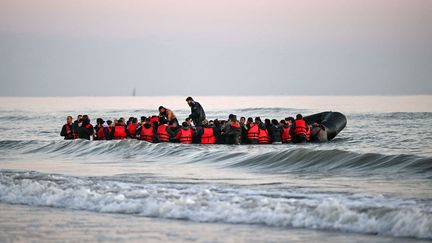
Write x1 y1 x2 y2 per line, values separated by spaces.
157 125 170 142
294 119 307 136
258 128 270 144
149 116 159 124
247 123 259 141
97 127 111 140
114 126 127 140
127 123 138 138
306 125 311 141
64 124 75 139
178 128 193 144
96 127 104 140
140 126 154 142
230 122 240 129
201 127 215 144
281 126 291 143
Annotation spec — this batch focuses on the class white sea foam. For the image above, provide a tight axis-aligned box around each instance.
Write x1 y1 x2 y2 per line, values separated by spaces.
1 171 431 239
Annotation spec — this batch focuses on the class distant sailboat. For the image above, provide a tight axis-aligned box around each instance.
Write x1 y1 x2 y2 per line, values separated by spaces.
132 87 136 97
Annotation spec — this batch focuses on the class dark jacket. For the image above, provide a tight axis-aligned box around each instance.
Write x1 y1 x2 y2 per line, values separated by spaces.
73 120 81 137
240 122 248 144
77 123 94 140
60 124 75 140
188 101 206 126
222 121 241 145
213 126 223 144
269 125 282 143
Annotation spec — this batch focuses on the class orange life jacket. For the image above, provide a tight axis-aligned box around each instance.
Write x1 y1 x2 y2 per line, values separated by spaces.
114 125 127 140
178 128 193 144
201 127 215 144
127 123 138 138
281 126 291 143
247 123 259 140
293 119 307 136
258 128 270 144
140 126 154 142
157 125 170 142
230 121 240 129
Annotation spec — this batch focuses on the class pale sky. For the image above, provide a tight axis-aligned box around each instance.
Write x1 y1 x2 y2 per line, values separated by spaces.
1 0 431 96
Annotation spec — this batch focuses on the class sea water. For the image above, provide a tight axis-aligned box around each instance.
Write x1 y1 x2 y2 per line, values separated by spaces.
0 96 431 242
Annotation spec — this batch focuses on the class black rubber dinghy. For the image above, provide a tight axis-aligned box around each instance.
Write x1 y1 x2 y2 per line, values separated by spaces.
303 112 347 142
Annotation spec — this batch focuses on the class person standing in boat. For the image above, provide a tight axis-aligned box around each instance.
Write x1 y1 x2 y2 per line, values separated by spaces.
60 116 75 140
158 106 179 127
186 97 206 127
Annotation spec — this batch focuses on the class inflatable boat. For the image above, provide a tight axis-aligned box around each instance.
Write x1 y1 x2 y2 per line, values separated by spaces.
304 111 347 142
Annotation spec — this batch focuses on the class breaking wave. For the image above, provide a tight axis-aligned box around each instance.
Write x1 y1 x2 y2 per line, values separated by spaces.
0 171 431 239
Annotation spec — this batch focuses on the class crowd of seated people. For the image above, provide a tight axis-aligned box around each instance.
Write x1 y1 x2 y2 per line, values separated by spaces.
61 113 319 144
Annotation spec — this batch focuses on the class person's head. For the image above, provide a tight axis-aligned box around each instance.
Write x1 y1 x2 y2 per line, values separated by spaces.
152 121 158 127
96 118 104 125
287 117 295 124
247 117 253 124
185 117 192 126
182 121 189 128
82 115 89 124
158 106 166 113
77 115 83 122
228 114 235 121
114 119 118 125
128 117 134 122
118 119 125 126
255 117 262 124
272 119 279 126
144 118 151 125
265 119 271 126
240 117 246 124
258 122 266 130
186 96 194 106
201 119 209 127
119 117 125 123
67 116 73 124
209 120 214 126
232 115 237 122
107 120 113 127
132 117 138 124
213 119 220 127
296 114 303 120
140 116 146 122
280 120 286 125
